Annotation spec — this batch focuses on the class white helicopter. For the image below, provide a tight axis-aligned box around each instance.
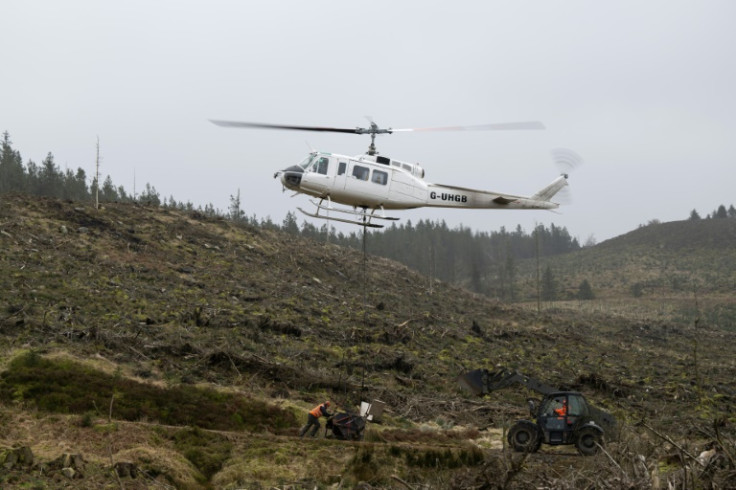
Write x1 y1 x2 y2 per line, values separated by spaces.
211 119 579 228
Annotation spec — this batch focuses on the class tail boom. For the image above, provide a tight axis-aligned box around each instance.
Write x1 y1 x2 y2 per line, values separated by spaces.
424 174 567 211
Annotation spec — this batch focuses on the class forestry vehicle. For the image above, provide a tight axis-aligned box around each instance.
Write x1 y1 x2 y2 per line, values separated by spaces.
458 368 617 456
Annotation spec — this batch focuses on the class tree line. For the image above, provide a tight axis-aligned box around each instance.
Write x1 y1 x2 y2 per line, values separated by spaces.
689 205 736 220
0 131 218 214
280 213 583 300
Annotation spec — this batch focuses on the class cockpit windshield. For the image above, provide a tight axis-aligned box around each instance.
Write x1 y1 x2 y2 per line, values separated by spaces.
297 154 317 170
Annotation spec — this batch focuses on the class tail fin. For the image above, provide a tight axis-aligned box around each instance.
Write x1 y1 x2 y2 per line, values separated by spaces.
532 174 568 202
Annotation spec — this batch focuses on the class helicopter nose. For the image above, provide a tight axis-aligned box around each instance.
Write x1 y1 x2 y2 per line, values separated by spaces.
277 165 304 190
281 171 302 189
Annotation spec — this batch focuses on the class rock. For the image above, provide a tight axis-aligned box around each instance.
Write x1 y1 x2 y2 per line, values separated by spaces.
59 225 68 234
114 461 139 478
698 448 717 466
1 449 18 470
50 452 85 471
61 467 76 479
0 446 34 470
17 446 33 466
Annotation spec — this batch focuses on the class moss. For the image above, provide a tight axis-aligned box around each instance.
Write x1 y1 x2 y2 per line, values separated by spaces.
172 427 232 482
0 352 297 432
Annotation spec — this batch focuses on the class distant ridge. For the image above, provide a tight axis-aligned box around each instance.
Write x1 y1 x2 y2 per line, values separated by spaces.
597 218 736 251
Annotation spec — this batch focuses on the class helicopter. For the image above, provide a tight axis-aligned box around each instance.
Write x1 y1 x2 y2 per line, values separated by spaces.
210 119 579 228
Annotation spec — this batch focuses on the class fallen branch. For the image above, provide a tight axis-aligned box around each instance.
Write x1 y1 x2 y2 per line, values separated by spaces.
391 474 416 490
638 420 704 467
1 305 26 323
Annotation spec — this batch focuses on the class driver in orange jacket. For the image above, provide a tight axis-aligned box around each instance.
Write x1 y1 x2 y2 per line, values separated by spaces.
554 398 567 417
299 401 333 437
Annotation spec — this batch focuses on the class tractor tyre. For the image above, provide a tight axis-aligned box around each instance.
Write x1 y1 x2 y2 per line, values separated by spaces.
507 421 541 453
575 426 603 456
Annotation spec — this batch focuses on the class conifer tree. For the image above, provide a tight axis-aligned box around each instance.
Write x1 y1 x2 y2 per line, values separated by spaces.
0 132 25 194
577 279 595 300
101 175 119 201
228 189 244 222
38 153 62 197
541 265 557 301
282 211 299 235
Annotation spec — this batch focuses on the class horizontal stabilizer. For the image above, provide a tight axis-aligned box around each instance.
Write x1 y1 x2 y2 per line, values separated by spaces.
493 196 517 205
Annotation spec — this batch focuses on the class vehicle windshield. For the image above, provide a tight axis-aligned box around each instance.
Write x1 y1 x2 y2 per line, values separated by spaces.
297 154 317 170
541 396 567 417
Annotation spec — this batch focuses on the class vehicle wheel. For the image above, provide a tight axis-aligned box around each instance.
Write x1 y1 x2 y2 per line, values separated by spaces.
575 426 603 456
507 421 541 453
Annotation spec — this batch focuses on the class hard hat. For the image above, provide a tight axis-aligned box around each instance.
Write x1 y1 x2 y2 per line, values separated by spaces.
325 401 331 406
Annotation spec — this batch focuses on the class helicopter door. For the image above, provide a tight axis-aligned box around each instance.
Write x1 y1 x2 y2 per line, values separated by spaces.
301 155 333 195
334 160 349 189
345 163 389 204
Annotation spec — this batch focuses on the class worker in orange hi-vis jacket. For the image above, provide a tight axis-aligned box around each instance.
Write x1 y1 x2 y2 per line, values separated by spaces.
299 401 332 437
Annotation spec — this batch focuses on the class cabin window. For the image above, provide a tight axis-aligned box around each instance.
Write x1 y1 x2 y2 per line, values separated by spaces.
352 165 369 181
312 157 329 175
338 161 347 176
376 155 390 166
402 163 412 172
567 395 587 416
371 170 388 185
542 396 567 417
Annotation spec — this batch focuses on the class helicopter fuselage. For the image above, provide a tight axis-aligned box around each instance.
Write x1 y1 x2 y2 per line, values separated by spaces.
276 151 566 212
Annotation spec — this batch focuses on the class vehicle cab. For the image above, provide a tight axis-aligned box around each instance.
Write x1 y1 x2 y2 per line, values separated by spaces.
535 392 589 445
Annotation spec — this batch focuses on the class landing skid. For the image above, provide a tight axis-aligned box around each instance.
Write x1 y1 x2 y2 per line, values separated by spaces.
297 199 399 228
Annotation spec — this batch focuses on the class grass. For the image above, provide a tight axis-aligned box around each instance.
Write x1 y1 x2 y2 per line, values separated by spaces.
0 351 296 433
171 427 232 482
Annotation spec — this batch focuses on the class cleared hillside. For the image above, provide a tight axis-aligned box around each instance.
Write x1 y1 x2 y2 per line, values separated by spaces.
512 219 736 330
1 195 735 488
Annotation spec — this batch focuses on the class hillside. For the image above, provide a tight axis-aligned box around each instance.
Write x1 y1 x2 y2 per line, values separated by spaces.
513 219 736 329
586 218 736 294
1 194 735 488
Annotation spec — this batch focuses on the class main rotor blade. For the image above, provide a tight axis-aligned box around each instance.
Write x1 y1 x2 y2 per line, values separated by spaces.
391 121 546 132
210 120 361 134
210 119 545 136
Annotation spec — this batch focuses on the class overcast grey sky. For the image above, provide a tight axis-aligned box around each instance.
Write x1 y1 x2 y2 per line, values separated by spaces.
4 1 735 243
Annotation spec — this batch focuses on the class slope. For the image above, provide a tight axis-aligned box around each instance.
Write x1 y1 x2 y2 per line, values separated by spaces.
512 219 736 329
1 194 735 488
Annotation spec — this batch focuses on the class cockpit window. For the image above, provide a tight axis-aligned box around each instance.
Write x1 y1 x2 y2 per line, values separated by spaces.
312 157 329 175
298 154 317 170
